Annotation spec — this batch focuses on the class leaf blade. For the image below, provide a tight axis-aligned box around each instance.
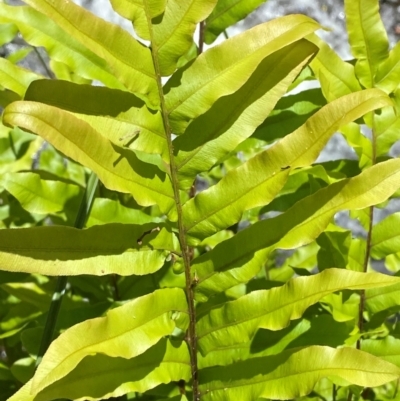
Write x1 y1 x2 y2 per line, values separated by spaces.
197 269 400 354
344 0 389 88
31 288 188 394
183 89 391 243
0 4 125 89
199 346 400 400
173 39 317 188
0 224 176 276
193 158 400 300
25 79 168 159
23 0 158 106
38 339 190 401
204 0 265 44
3 101 175 212
165 14 321 133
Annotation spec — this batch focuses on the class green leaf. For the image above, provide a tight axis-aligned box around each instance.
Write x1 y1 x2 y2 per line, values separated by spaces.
366 281 400 314
11 357 35 384
316 230 351 271
29 288 187 394
0 89 20 108
199 313 353 368
252 88 327 143
0 361 13 381
193 158 400 300
173 39 317 188
308 34 362 101
196 269 400 354
344 0 389 88
87 198 161 227
23 0 158 107
0 271 29 285
1 282 52 311
6 47 33 65
347 238 366 272
165 14 321 133
111 0 216 75
204 0 265 44
0 223 176 276
199 346 400 400
363 336 400 368
8 339 190 401
0 4 124 90
260 166 330 214
110 0 167 40
42 339 189 400
25 79 168 159
0 172 81 218
376 41 400 93
340 122 373 169
371 212 400 258
183 89 391 244
375 90 400 156
2 101 175 213
0 22 17 47
0 58 42 97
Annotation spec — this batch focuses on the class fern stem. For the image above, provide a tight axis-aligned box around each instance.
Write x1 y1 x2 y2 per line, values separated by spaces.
35 172 98 367
356 118 377 351
145 9 199 401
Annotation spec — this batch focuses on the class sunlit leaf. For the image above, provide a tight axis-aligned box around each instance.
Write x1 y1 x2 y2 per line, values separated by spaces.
363 336 400 368
25 79 167 159
193 158 400 300
30 288 187 394
111 0 216 75
0 58 42 97
0 223 177 276
0 172 81 218
309 34 361 101
199 313 353 369
0 4 124 89
3 101 175 213
375 90 400 156
344 0 389 88
0 22 17 47
30 339 190 401
366 281 400 314
23 0 158 107
183 89 391 243
196 269 400 354
199 346 400 400
376 41 400 93
371 212 400 258
204 0 265 44
87 198 161 227
173 40 317 188
165 14 321 133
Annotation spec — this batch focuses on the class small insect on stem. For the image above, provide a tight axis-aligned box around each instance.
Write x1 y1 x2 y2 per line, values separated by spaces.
119 130 140 147
281 166 290 170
